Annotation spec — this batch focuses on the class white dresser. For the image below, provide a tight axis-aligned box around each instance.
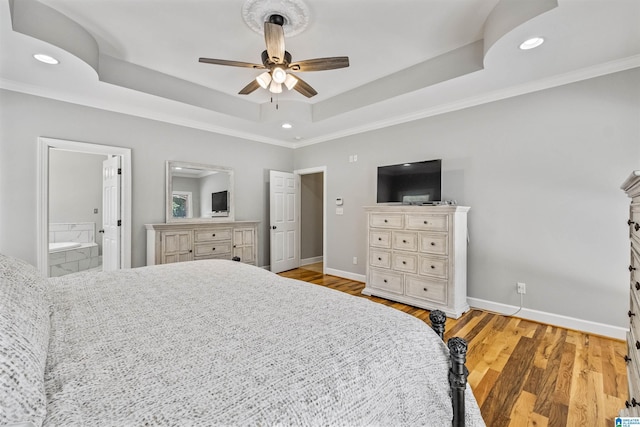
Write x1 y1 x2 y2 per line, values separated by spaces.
146 221 259 266
363 205 470 318
622 171 640 415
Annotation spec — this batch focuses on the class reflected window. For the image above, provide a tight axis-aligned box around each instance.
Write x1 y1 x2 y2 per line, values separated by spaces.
172 191 192 218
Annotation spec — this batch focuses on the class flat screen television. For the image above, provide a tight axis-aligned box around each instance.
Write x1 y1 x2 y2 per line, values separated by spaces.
211 190 228 212
377 159 442 204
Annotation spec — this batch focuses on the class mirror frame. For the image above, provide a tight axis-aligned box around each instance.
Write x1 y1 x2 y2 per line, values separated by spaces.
166 161 235 223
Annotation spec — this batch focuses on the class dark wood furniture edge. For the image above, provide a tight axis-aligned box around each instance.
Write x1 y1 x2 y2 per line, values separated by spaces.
429 310 468 427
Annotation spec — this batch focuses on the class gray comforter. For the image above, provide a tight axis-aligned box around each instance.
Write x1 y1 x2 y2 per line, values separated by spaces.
44 260 485 426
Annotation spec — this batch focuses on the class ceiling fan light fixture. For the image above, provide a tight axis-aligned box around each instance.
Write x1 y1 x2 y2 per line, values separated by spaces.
272 67 287 84
269 81 282 93
284 73 298 90
256 71 272 89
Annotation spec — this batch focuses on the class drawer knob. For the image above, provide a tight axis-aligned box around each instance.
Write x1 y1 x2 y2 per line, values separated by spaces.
635 340 640 350
378 237 382 241
402 261 406 265
634 398 640 407
430 242 436 246
625 355 632 363
627 400 632 408
631 265 637 272
423 220 428 224
384 219 388 223
629 220 640 231
423 287 428 292
189 250 193 253
431 265 436 269
403 239 407 243
383 279 388 283
212 233 216 237
378 257 382 261
630 310 636 318
636 282 640 291
212 247 216 251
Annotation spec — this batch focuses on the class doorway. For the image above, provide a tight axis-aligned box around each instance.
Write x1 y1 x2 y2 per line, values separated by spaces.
296 167 326 275
37 137 132 276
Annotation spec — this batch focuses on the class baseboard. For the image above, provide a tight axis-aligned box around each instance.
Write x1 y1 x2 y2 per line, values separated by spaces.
468 297 628 340
325 267 366 283
300 256 323 266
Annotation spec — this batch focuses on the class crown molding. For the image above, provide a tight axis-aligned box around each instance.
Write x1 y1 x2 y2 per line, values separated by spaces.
293 54 640 148
0 77 295 149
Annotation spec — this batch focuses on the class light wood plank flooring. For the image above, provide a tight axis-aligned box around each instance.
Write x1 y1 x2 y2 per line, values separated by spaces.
279 263 628 427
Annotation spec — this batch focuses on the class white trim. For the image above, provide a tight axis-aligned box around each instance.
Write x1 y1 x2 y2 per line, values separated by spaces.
4 55 639 150
468 297 627 340
37 137 132 276
294 166 327 275
325 267 366 284
300 256 323 266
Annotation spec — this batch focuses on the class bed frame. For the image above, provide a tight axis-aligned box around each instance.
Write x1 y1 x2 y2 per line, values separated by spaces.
429 310 469 427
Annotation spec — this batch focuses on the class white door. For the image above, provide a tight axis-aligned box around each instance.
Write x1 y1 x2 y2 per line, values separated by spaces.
102 156 121 271
270 170 299 273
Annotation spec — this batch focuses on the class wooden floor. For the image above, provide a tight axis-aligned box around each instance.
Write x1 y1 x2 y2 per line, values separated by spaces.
280 264 629 427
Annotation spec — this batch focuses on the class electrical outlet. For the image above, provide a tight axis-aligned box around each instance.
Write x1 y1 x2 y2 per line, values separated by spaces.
353 257 358 264
517 282 526 294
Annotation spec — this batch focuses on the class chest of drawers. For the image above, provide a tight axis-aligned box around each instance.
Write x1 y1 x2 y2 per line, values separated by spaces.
145 221 259 266
621 171 640 416
363 205 470 318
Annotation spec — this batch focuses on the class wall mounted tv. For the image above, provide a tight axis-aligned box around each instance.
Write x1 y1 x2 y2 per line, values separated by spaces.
377 159 442 204
211 190 229 212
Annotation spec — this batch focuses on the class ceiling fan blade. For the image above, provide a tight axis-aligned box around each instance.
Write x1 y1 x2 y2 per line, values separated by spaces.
238 79 261 95
288 57 350 72
264 22 285 64
292 76 318 98
199 58 265 69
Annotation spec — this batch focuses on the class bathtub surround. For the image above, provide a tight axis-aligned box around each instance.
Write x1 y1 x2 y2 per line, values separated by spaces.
48 223 101 277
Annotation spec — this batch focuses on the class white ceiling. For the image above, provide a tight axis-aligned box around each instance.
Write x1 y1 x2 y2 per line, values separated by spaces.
2 0 639 148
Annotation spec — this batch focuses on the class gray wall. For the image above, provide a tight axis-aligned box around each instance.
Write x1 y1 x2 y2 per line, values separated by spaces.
49 149 106 252
0 89 293 268
293 69 640 328
300 172 323 260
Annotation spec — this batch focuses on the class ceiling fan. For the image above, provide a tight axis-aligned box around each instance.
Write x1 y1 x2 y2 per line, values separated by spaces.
199 14 349 98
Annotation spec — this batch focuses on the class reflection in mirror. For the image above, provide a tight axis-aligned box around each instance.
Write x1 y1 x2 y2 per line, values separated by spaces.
166 161 234 222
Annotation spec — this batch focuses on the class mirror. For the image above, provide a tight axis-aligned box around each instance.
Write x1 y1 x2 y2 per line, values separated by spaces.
166 161 234 222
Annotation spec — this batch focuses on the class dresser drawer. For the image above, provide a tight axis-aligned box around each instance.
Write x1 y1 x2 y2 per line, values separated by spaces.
369 268 403 294
406 214 448 231
392 252 418 273
370 230 392 248
418 233 449 256
405 275 447 304
194 228 233 243
630 291 640 335
370 213 404 229
194 242 232 257
419 256 448 279
392 231 418 251
370 249 391 268
627 329 640 410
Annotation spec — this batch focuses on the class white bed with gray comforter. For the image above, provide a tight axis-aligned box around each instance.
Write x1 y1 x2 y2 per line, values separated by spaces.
0 253 485 426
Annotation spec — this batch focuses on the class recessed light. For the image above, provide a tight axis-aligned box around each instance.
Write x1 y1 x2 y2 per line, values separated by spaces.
519 37 544 50
33 54 59 64
282 123 293 129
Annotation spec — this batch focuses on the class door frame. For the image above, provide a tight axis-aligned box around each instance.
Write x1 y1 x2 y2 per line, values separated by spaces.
294 166 326 275
37 137 132 276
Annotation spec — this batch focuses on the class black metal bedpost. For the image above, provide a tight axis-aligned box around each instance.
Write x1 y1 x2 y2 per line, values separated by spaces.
429 309 446 341
448 337 468 427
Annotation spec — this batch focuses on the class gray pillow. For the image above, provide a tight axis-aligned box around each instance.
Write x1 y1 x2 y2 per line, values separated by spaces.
0 254 49 426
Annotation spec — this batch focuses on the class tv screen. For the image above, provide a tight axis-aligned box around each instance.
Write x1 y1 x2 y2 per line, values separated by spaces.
211 190 228 212
377 159 442 204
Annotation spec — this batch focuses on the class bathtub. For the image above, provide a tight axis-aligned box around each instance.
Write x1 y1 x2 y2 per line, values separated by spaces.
49 242 82 253
48 241 101 277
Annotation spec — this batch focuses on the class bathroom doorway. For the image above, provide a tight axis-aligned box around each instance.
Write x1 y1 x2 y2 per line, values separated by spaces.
37 138 132 277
